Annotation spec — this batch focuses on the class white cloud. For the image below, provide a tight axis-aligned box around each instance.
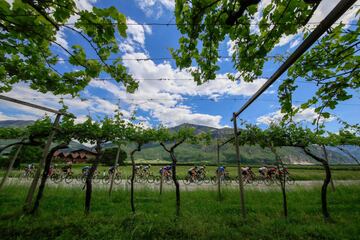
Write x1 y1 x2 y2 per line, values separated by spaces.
5 0 14 6
67 0 97 24
0 83 133 123
256 106 335 125
135 0 175 18
309 0 360 26
290 39 301 49
271 1 359 49
125 17 152 47
276 34 297 47
55 28 69 50
227 40 236 56
0 111 41 121
53 0 97 52
88 51 268 128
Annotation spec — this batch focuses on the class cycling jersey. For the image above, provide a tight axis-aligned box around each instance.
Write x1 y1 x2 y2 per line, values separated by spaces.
108 166 116 174
258 167 267 175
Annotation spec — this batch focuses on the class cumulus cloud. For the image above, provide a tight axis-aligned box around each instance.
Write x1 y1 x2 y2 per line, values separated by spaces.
270 1 359 49
309 0 360 26
126 18 152 47
88 51 267 128
118 18 152 54
135 0 175 18
227 40 236 56
0 84 133 123
0 111 40 121
55 28 69 50
256 106 335 125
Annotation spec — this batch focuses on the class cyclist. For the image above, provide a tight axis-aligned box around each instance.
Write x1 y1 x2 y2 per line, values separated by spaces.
48 164 54 176
258 166 268 177
267 166 277 178
277 166 289 177
108 164 117 176
241 166 251 176
197 165 206 173
27 163 34 170
143 164 151 173
188 166 197 181
134 165 141 173
62 162 72 175
162 165 172 177
82 165 91 176
216 166 226 176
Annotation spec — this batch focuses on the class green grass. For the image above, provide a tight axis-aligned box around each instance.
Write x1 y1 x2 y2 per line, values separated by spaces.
2 164 360 180
0 185 360 239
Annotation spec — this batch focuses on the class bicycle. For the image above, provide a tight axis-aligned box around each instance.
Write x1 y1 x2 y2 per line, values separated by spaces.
80 168 99 183
49 167 62 183
235 168 257 185
22 167 35 180
157 167 173 185
212 171 232 185
103 167 123 185
275 167 295 185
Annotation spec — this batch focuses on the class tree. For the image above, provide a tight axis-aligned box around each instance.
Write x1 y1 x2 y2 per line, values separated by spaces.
157 126 210 216
171 0 318 83
264 123 334 222
0 117 54 192
0 0 138 95
73 116 115 214
127 124 157 213
278 19 359 125
30 116 76 214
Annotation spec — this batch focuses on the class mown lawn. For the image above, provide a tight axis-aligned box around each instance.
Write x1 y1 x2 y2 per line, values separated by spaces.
0 185 359 239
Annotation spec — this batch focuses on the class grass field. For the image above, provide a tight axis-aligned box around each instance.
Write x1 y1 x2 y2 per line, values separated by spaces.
2 163 360 181
0 185 359 239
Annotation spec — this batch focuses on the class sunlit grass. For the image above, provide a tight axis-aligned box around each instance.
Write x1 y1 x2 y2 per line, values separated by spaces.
0 185 359 239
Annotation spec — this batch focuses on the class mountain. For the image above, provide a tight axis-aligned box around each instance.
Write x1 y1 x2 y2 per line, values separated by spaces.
169 123 233 138
1 121 359 165
0 120 35 128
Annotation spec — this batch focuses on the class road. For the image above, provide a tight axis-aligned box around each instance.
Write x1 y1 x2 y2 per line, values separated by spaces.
3 177 360 191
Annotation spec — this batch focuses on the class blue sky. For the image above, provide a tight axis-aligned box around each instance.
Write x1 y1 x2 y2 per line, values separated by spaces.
1 0 359 132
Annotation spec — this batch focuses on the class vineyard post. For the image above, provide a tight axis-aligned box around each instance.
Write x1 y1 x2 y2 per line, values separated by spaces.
233 113 246 219
0 144 23 190
23 113 61 212
217 139 221 201
109 145 121 196
272 146 288 218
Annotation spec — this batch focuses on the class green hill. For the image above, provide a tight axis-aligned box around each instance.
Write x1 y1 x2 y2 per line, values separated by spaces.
1 121 359 165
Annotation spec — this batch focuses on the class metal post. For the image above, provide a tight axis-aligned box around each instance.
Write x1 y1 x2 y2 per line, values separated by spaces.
233 113 246 219
23 114 61 211
0 144 23 190
217 139 221 201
